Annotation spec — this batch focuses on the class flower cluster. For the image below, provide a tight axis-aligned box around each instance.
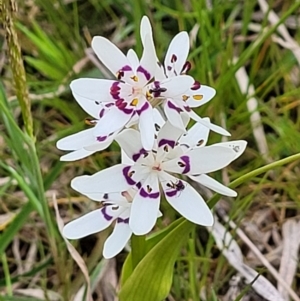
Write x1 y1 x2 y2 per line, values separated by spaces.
58 16 246 258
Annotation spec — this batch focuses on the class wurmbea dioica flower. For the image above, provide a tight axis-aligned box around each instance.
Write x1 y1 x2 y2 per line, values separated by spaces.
63 190 160 258
139 17 229 136
69 17 196 150
71 121 246 235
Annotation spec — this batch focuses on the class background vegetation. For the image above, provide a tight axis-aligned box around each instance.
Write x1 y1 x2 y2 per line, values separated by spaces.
0 0 300 300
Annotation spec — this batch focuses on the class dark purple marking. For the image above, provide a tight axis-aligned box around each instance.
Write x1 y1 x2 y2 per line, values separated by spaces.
149 81 167 97
117 217 129 224
110 82 121 99
101 207 113 221
191 81 201 90
165 190 177 197
136 182 142 189
158 139 175 148
122 65 132 71
181 61 191 74
122 166 136 185
105 103 114 108
115 99 134 115
140 187 160 199
180 155 191 174
171 54 177 63
137 65 151 81
132 148 148 162
136 102 149 115
99 108 105 118
184 105 191 112
97 136 107 142
167 101 182 113
103 193 108 199
167 66 172 71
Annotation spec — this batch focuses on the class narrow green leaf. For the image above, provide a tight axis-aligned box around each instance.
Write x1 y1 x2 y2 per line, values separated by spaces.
120 217 184 286
119 220 194 301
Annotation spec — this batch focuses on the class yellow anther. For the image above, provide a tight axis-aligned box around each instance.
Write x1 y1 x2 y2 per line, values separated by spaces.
182 95 189 101
193 94 203 101
131 75 139 82
146 90 152 100
130 98 139 106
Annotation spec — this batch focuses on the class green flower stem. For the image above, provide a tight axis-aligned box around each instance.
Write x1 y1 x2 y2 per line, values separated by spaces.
1 253 12 296
131 234 146 270
208 152 300 209
1 0 33 138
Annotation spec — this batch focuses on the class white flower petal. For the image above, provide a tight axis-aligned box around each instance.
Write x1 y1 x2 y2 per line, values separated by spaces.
160 173 213 226
153 108 165 129
103 211 132 258
188 110 231 136
121 149 134 165
57 128 96 151
60 149 96 161
72 92 104 119
115 129 144 162
127 49 139 71
70 78 114 104
94 106 132 137
137 35 157 85
140 16 153 47
164 31 190 77
130 173 160 235
214 140 247 160
186 85 216 108
84 134 116 151
92 37 133 77
162 145 238 175
179 118 210 149
155 64 167 81
63 207 120 239
71 164 132 194
164 100 185 131
161 75 194 98
138 103 155 150
189 174 237 197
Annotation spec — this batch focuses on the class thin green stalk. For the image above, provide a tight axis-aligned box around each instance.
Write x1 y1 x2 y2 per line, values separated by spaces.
0 0 33 138
131 234 146 270
208 152 300 209
1 253 12 296
188 234 199 301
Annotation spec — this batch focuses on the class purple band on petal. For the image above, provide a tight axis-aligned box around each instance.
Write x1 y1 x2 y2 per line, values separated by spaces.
180 155 191 174
140 187 160 199
101 207 113 221
117 217 129 224
106 103 114 108
167 101 182 113
132 148 148 162
137 65 151 81
116 99 134 115
122 166 136 185
122 65 132 71
97 136 107 142
136 102 149 115
165 190 177 197
158 139 175 148
110 82 121 99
